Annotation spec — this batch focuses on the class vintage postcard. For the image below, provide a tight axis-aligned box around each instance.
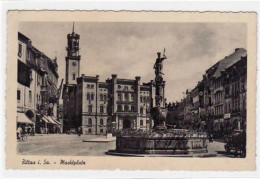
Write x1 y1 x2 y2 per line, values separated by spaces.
6 11 256 171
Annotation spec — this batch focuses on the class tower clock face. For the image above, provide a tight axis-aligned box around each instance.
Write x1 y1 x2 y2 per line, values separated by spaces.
72 62 77 66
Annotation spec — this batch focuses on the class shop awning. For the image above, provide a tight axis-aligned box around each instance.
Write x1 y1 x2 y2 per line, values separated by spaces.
42 116 50 123
51 116 62 125
17 113 34 124
46 116 57 125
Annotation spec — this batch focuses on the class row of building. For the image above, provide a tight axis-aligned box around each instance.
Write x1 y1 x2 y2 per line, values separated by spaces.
17 32 62 134
62 26 165 135
166 48 247 136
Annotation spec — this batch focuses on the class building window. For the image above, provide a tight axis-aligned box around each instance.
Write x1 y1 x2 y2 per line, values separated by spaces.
29 90 32 102
91 85 94 89
88 128 92 133
91 93 94 100
88 105 92 113
87 93 90 100
18 44 22 57
125 93 128 101
118 93 121 101
100 118 104 126
140 97 143 103
131 94 134 101
117 105 122 112
72 73 76 80
88 118 92 125
100 129 103 133
118 85 121 89
104 94 107 102
140 120 143 126
130 105 134 112
124 86 128 91
26 50 31 60
143 97 146 103
140 107 144 114
17 90 21 101
87 84 90 88
146 97 150 103
124 105 128 112
100 106 104 113
38 94 41 102
100 94 104 101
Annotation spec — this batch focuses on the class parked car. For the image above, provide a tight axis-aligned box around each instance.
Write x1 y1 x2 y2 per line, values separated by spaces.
224 129 246 157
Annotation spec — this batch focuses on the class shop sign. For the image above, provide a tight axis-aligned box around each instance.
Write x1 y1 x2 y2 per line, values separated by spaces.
224 113 231 119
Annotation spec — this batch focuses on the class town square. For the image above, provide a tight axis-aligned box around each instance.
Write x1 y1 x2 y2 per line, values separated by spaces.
17 21 247 158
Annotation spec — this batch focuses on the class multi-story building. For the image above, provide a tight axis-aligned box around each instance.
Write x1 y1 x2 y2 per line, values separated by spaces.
63 26 160 135
222 55 247 134
167 48 247 135
17 32 60 134
210 48 246 135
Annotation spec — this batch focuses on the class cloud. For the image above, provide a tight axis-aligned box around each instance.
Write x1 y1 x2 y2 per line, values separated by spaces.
19 22 246 102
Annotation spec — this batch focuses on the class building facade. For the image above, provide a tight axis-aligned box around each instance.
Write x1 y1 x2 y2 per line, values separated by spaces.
63 27 160 135
17 32 61 134
166 48 247 136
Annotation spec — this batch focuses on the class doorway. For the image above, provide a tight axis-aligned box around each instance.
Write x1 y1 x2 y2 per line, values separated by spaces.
123 119 131 129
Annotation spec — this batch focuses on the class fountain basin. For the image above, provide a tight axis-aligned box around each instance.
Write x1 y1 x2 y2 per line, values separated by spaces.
107 129 209 156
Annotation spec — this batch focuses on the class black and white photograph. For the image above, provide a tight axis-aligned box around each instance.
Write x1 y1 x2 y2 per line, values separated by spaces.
5 10 257 172
16 21 247 158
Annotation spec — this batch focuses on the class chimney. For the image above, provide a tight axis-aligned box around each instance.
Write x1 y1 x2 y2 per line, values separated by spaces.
135 76 141 81
112 74 117 79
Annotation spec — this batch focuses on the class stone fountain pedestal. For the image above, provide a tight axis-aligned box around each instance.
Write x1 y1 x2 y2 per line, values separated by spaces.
107 129 208 156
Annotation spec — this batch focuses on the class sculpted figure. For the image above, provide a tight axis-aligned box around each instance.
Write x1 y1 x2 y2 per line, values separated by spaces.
154 52 167 78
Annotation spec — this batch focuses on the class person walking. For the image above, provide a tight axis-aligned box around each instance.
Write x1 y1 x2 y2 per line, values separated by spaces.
17 125 23 140
78 126 82 136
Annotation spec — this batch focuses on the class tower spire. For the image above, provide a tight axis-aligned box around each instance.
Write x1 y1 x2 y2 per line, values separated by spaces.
72 22 74 33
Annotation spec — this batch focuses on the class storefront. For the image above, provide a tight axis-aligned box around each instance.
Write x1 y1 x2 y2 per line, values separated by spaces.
16 112 34 133
224 113 232 134
40 115 61 134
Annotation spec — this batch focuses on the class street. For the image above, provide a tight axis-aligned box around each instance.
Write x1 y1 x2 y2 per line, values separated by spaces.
17 134 116 156
17 134 236 157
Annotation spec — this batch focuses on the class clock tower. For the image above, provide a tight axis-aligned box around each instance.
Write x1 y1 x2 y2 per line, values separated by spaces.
65 23 81 85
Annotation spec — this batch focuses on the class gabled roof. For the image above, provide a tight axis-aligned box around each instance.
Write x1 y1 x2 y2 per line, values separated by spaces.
213 48 247 78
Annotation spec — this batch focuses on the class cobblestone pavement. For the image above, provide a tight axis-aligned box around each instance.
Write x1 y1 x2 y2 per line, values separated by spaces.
17 134 232 157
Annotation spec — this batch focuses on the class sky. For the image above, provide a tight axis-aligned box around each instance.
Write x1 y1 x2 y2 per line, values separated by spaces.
19 22 246 102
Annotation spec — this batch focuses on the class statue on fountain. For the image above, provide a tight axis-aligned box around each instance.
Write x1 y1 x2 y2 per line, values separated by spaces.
151 50 168 130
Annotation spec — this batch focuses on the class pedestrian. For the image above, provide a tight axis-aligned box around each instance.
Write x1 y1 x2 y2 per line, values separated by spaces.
31 127 35 136
17 125 23 140
78 126 82 136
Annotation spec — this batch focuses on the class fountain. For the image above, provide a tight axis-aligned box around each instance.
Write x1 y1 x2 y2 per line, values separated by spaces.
107 51 208 156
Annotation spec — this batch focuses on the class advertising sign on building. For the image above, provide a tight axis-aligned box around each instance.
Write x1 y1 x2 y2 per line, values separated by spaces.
224 113 231 119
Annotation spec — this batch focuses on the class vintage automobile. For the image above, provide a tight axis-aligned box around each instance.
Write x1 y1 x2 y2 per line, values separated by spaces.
224 129 246 157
